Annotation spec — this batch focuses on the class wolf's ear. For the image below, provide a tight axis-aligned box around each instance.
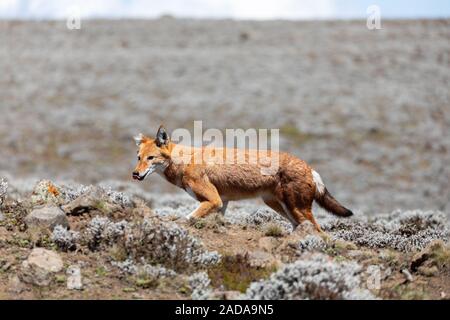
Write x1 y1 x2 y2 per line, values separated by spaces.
134 133 146 146
156 125 169 147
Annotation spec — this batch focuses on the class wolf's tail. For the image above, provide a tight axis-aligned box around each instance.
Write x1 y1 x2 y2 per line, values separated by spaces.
312 170 353 217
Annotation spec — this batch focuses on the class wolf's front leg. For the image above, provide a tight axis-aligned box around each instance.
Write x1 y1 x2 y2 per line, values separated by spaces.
184 178 222 219
187 200 222 219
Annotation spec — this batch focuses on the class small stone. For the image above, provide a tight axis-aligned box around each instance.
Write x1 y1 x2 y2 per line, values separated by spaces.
1 260 12 272
0 226 8 242
258 237 280 253
0 211 4 222
8 275 27 294
67 265 83 290
20 248 64 286
417 265 439 277
210 290 242 300
401 269 414 282
247 250 281 268
25 206 68 230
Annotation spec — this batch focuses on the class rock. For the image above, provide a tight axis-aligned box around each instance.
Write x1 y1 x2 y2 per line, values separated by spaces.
1 260 12 272
258 237 280 253
401 269 414 283
247 250 281 268
418 265 439 277
0 226 8 242
8 275 27 294
210 290 242 300
30 180 61 205
411 240 445 271
293 220 319 235
20 248 64 286
62 191 121 215
0 210 4 222
334 239 358 251
24 206 68 230
67 265 83 290
279 221 323 254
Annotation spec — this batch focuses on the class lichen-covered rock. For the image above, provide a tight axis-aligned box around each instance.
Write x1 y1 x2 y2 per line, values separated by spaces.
20 248 64 286
28 180 135 210
244 253 376 300
30 180 62 205
58 184 133 208
24 206 69 230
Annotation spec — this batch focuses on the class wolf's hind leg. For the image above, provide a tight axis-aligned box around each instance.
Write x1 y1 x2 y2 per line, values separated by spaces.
219 200 229 215
262 196 298 226
292 207 323 233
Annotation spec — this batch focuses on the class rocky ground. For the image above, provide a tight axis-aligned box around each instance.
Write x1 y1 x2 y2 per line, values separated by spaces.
0 178 449 300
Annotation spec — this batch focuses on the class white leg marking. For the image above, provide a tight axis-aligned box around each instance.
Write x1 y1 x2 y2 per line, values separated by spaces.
186 204 201 219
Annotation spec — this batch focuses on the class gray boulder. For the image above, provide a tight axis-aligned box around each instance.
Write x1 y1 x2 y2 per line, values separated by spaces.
20 248 64 286
25 206 68 230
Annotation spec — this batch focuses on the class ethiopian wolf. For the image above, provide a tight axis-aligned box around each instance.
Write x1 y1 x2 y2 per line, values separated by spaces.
132 126 353 232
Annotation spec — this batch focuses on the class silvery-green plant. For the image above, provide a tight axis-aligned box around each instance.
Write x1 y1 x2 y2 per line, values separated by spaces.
244 253 376 300
125 219 221 271
325 210 449 252
112 258 177 278
85 216 129 250
298 235 327 252
188 271 212 300
51 225 79 251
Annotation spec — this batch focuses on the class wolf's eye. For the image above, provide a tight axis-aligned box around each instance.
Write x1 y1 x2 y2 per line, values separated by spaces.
137 156 141 161
147 156 154 160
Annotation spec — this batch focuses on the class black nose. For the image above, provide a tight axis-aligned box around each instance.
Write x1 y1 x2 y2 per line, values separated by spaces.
132 171 140 179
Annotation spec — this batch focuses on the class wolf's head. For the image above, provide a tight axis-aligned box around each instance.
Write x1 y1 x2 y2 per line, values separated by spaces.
132 126 170 181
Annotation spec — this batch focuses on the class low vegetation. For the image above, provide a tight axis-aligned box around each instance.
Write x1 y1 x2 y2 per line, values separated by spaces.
0 178 449 300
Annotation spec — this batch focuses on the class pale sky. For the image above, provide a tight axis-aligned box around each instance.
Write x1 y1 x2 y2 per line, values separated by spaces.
0 0 449 19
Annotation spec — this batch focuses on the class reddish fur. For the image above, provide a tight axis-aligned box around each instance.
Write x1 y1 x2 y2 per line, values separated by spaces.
133 128 352 232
